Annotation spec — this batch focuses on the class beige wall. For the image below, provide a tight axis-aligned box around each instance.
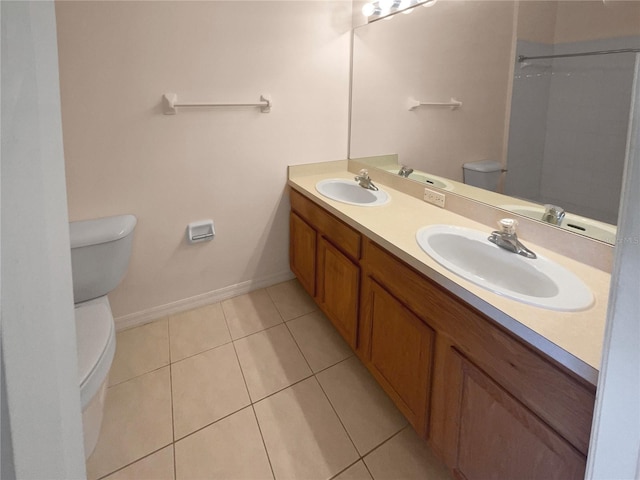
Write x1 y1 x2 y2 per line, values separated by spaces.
517 1 558 44
56 1 352 322
518 0 640 44
554 0 640 43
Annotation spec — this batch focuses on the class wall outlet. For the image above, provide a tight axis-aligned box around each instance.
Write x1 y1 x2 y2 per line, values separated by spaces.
424 188 446 208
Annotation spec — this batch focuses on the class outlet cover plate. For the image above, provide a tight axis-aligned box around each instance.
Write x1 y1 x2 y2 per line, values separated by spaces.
424 188 446 208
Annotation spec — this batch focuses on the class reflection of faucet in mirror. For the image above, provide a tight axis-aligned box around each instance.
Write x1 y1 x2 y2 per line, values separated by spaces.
398 165 414 177
541 205 565 226
355 169 379 191
488 219 537 259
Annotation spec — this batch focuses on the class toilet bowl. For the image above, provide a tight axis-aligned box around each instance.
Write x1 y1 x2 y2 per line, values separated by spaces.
70 214 136 458
75 296 116 457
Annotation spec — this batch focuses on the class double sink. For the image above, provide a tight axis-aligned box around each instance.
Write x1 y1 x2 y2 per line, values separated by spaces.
315 178 593 312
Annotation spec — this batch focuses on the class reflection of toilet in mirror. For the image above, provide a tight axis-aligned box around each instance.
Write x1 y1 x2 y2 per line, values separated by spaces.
70 214 137 458
462 160 503 192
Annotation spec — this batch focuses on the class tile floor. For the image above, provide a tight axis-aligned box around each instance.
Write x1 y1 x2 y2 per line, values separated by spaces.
88 279 452 480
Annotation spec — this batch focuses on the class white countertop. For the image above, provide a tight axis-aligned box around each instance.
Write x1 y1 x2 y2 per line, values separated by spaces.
289 163 611 386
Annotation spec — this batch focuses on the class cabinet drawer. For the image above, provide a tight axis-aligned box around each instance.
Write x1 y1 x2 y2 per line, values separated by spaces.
290 189 361 261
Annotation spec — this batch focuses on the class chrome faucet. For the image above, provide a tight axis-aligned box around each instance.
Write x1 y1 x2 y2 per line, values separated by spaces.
354 169 379 191
541 204 565 226
398 165 414 177
488 219 537 259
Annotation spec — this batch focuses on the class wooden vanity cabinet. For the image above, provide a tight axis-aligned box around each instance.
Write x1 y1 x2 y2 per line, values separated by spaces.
359 238 594 480
288 189 595 479
289 189 361 347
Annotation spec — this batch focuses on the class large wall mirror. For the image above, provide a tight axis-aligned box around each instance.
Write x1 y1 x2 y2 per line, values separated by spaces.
349 0 640 245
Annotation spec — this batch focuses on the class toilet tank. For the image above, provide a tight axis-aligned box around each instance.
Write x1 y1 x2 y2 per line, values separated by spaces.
70 215 137 303
462 160 503 192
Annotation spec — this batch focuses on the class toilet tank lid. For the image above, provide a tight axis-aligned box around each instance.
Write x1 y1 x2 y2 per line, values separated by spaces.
462 160 503 172
70 214 137 248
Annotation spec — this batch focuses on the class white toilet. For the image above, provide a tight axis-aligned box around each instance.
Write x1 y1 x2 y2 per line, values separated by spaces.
70 214 137 459
462 160 503 192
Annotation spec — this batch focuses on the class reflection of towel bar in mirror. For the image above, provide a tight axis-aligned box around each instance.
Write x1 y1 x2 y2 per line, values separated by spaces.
408 97 462 111
162 93 272 115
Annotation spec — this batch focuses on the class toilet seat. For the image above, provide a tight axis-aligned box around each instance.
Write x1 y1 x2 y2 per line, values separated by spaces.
75 296 116 409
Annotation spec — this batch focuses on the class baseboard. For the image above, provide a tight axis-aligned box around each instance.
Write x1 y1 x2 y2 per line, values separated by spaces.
114 270 296 331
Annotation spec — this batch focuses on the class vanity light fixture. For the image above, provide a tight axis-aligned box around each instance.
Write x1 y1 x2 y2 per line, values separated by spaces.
362 0 437 21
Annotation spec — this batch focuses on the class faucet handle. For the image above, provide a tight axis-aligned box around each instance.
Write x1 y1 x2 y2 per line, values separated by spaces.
498 218 518 235
358 169 369 177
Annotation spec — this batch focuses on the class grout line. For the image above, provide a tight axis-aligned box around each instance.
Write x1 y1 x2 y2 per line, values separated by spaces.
283 319 314 374
250 404 277 480
166 318 177 478
229 333 252 409
362 457 376 480
249 373 315 406
169 338 234 366
361 424 410 460
314 373 362 461
94 444 173 480
172 404 251 443
311 352 356 377
328 459 362 480
108 362 171 388
231 320 287 344
172 443 177 480
282 306 320 324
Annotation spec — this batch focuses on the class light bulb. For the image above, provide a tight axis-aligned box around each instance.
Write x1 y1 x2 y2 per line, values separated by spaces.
379 0 394 11
399 0 413 9
362 2 376 17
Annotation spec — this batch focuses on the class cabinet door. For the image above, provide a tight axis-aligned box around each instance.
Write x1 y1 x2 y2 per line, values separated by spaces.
290 212 316 297
362 278 434 434
316 236 359 347
450 351 586 480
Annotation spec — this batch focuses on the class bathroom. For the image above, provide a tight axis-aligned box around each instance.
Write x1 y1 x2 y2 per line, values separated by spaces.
1 0 638 479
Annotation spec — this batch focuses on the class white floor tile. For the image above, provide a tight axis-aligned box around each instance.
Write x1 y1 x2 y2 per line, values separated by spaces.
222 289 284 339
171 343 250 439
87 368 173 480
332 461 373 480
267 279 317 321
174 407 273 480
103 446 174 480
254 377 359 480
287 311 353 373
109 319 169 386
169 303 230 362
317 356 407 455
364 427 451 480
234 324 312 402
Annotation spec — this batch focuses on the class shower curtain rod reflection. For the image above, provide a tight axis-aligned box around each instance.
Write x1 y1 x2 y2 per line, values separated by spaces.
518 48 640 63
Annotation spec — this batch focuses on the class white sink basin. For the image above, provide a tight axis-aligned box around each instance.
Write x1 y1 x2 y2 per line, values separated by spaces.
500 204 616 244
416 225 593 311
316 179 390 206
